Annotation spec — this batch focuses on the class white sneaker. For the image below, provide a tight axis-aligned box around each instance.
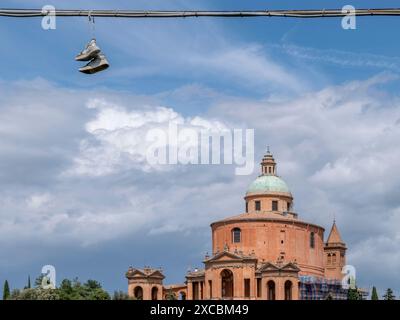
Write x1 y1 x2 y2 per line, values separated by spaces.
79 53 110 74
75 39 101 61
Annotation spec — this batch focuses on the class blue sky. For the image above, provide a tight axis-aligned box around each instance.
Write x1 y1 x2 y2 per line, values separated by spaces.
1 0 400 299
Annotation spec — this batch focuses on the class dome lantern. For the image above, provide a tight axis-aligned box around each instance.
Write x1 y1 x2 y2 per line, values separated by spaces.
261 147 277 176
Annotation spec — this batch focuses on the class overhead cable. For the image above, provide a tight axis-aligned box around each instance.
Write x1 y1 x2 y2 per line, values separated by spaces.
1 8 400 19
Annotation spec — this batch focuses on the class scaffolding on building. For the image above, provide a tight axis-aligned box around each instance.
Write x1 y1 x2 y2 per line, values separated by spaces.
299 276 348 300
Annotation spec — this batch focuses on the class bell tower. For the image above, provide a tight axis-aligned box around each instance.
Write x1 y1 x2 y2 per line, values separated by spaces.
324 221 347 280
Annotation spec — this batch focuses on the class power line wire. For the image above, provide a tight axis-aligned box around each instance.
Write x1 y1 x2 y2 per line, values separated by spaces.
1 8 400 19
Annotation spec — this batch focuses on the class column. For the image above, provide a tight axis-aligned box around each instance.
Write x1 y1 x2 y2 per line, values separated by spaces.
187 281 193 300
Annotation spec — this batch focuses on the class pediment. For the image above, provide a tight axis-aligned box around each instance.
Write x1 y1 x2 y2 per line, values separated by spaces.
280 262 300 272
206 251 244 262
126 268 165 279
148 270 165 279
257 262 280 272
206 250 258 263
258 262 300 273
127 269 146 278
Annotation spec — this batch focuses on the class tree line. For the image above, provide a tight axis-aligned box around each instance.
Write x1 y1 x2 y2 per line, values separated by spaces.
2 277 397 300
346 286 396 300
2 276 132 300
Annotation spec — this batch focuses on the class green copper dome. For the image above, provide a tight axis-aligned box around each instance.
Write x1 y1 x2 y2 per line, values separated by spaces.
246 175 291 194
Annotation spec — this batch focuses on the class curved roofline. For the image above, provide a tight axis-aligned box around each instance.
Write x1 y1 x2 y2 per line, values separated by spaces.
246 174 291 194
210 214 325 231
245 190 293 198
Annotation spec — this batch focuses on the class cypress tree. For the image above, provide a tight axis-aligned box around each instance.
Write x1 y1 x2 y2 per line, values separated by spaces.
371 286 379 300
3 280 10 300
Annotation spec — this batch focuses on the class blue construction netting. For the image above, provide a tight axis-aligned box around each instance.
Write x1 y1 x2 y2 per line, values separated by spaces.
299 276 348 300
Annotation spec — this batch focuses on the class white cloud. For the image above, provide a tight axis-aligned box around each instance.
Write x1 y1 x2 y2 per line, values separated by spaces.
66 98 231 176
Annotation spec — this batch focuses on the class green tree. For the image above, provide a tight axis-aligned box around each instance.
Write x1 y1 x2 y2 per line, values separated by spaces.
347 287 362 300
3 280 10 300
56 278 110 300
58 279 74 300
85 279 102 289
371 286 379 300
83 280 110 300
86 287 110 300
9 276 111 300
383 288 396 300
34 274 44 287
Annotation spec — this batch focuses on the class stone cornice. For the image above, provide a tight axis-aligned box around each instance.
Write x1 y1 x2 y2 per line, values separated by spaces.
211 215 325 231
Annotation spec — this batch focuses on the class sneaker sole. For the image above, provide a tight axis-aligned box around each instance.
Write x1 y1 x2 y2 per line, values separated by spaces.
79 63 110 74
75 48 101 62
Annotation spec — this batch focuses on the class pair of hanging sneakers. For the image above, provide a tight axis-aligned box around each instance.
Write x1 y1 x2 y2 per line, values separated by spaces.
75 39 109 74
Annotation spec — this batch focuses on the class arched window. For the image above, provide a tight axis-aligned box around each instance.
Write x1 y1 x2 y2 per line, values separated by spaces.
267 280 276 300
332 253 337 264
133 286 143 300
284 280 293 300
327 253 332 265
151 287 158 300
232 228 241 243
310 232 315 248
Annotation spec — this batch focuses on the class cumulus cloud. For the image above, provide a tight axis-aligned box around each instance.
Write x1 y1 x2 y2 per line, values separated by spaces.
66 98 231 176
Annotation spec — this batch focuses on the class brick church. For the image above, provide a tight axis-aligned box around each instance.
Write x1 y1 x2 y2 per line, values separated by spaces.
126 150 348 300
